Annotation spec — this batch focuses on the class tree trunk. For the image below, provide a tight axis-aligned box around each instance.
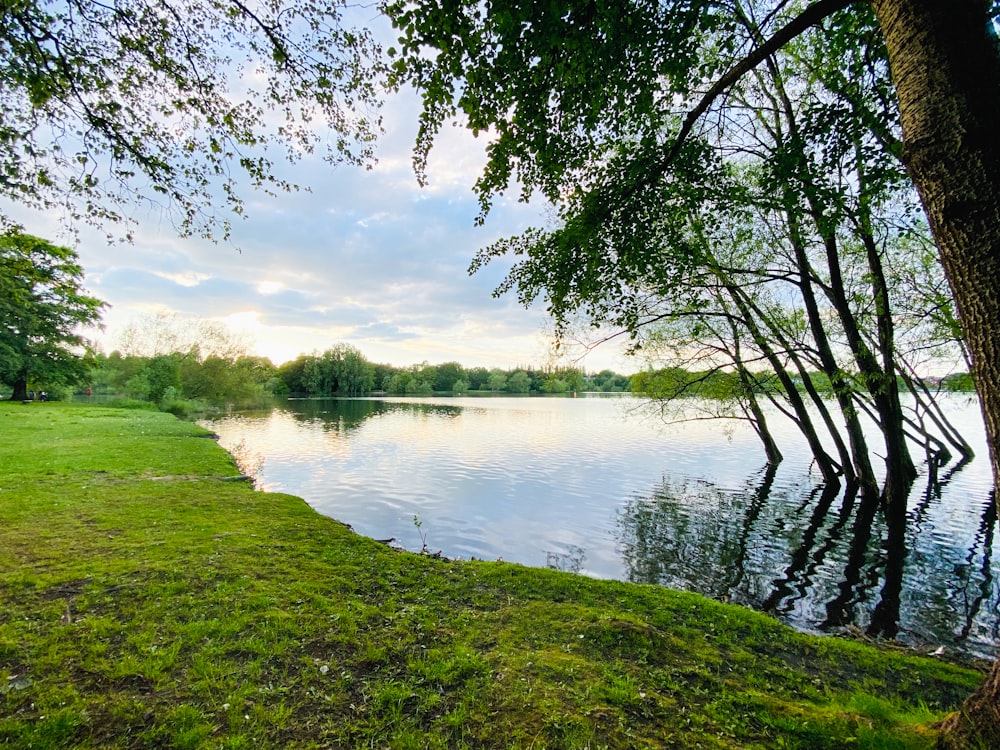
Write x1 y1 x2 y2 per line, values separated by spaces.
872 0 1000 745
855 223 919 505
11 372 28 401
768 79 870 487
729 321 784 465
744 384 784 466
800 226 881 493
721 276 844 483
937 661 1000 750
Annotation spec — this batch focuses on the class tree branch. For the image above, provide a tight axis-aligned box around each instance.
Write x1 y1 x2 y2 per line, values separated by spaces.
664 0 863 167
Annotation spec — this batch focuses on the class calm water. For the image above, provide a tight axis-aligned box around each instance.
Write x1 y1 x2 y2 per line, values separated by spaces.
203 394 998 659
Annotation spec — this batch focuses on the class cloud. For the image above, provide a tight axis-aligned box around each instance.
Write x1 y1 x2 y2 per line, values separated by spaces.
0 61 635 374
353 322 420 342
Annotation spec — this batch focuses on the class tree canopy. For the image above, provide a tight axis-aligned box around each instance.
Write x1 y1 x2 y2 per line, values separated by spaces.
0 0 382 239
387 1 1000 741
0 232 105 399
386 1 959 502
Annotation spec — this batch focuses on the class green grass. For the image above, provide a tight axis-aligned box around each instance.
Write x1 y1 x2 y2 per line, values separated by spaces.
0 401 987 749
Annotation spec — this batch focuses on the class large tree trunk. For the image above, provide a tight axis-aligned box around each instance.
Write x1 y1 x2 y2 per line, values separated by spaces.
11 372 28 402
871 1 1000 746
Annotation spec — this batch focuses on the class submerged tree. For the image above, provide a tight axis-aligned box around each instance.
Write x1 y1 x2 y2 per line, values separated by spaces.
0 232 106 399
388 0 963 504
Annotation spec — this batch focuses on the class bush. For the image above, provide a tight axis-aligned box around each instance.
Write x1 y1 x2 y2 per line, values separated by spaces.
161 397 209 419
161 400 190 418
105 398 158 410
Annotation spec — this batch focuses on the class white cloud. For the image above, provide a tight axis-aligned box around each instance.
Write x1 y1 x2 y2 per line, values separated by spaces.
154 271 212 287
0 76 635 374
256 280 284 295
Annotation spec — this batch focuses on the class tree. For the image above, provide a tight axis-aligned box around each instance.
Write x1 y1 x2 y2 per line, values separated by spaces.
302 344 374 396
886 4 1000 739
335 345 376 395
506 370 531 393
592 369 630 392
94 350 147 393
0 232 105 400
385 370 413 394
386 0 1000 742
391 0 948 502
132 353 182 403
372 362 399 392
466 366 490 390
117 313 248 360
278 355 311 394
0 0 381 240
433 361 466 391
182 354 277 402
486 369 507 393
541 377 568 394
415 362 438 391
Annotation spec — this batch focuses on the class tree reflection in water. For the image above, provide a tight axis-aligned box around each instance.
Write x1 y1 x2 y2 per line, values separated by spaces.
546 544 587 574
286 398 463 434
617 467 999 657
954 492 997 643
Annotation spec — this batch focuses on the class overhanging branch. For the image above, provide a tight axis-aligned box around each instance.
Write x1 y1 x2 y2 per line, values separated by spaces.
665 0 862 167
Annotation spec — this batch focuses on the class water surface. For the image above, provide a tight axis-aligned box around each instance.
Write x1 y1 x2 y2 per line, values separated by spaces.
204 394 998 659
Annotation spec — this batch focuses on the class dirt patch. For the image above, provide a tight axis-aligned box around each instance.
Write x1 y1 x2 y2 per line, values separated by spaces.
39 577 93 601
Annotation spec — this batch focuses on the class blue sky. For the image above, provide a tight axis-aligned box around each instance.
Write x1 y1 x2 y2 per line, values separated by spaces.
2 85 635 373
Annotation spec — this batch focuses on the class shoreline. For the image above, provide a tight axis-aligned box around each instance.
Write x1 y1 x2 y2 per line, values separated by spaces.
1 401 986 749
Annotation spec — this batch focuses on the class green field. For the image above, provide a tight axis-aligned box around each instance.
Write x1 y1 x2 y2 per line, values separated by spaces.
0 402 986 748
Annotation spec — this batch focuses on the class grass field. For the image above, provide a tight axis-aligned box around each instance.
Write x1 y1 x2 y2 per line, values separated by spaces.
0 401 987 748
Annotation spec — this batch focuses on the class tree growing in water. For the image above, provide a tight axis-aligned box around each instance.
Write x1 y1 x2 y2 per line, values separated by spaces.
387 0 966 504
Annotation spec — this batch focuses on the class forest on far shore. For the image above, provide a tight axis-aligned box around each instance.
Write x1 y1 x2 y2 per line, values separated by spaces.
9 336 970 422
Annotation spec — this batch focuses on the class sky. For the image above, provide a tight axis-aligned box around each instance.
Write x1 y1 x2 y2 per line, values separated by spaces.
1 24 636 375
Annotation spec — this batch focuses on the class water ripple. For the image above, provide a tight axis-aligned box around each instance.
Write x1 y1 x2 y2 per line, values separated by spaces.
205 394 998 658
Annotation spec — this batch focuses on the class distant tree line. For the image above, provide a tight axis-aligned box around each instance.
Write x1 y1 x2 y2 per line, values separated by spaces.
632 367 977 403
77 334 635 409
77 333 976 413
88 350 283 410
275 345 631 396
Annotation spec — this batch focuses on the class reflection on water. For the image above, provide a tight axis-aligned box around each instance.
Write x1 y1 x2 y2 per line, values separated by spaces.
204 394 999 659
619 469 997 654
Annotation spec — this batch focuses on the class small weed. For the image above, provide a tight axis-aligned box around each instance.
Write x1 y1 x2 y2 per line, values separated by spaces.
413 513 428 553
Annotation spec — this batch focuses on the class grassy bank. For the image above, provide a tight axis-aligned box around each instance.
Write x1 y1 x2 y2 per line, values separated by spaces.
0 402 986 749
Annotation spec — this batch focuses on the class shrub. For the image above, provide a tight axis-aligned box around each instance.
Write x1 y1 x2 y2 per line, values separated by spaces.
105 398 158 410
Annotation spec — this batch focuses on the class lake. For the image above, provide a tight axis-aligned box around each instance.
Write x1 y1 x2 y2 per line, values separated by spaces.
202 393 998 659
